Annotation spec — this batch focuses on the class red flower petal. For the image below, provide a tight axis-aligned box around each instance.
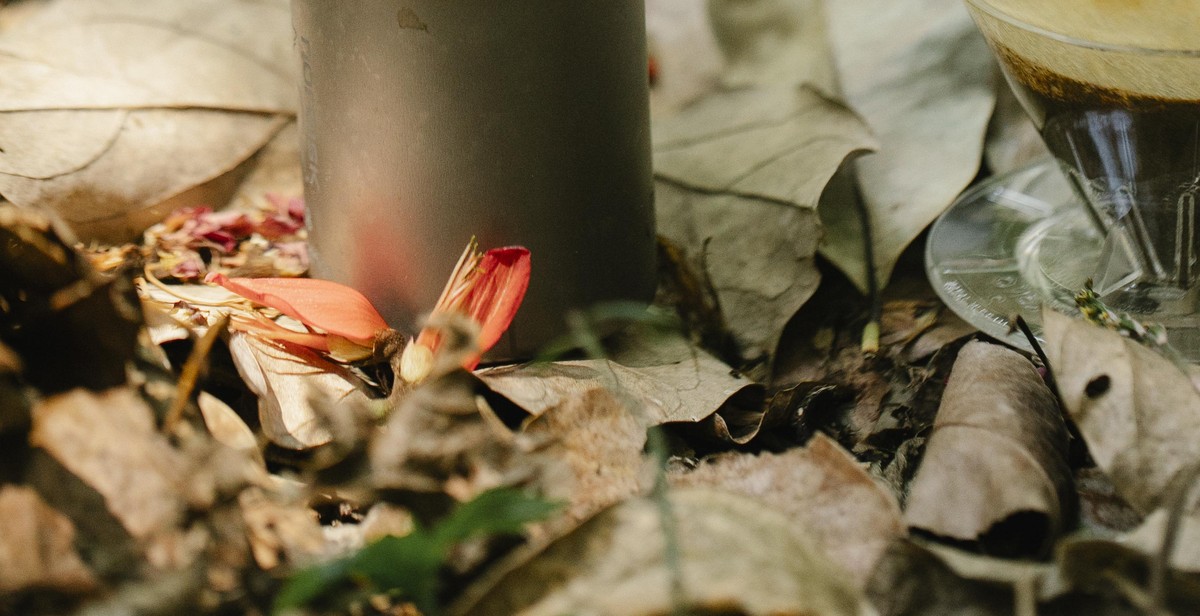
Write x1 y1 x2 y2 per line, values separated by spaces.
206 273 389 346
466 246 531 355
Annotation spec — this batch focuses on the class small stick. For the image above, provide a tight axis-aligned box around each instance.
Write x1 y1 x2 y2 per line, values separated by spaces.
164 314 229 434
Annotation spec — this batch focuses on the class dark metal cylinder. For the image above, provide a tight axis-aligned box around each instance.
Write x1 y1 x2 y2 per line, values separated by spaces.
292 0 657 360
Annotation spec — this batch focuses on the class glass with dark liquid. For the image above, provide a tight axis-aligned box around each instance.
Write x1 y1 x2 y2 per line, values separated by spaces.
967 0 1200 318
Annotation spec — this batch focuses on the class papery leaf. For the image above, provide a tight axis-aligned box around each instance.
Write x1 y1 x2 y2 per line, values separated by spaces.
206 273 388 347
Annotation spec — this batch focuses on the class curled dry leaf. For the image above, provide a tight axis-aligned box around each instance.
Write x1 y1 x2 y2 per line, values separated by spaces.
822 0 996 290
451 488 865 616
904 340 1073 556
0 485 97 596
669 433 905 588
0 0 296 241
1042 308 1200 513
653 84 876 363
228 333 373 450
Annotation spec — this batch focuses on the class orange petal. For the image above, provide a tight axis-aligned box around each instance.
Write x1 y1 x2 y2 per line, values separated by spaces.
206 273 389 346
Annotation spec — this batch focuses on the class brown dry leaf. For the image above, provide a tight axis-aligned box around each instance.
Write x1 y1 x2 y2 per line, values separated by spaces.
479 331 765 442
0 0 296 242
1042 308 1200 513
238 487 325 572
866 540 1023 616
371 371 537 499
669 433 904 588
522 384 655 527
0 485 97 596
26 388 191 570
653 84 876 363
228 332 373 450
904 340 1073 556
822 0 996 290
452 488 865 616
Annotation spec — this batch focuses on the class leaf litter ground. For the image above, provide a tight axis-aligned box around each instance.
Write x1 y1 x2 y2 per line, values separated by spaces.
2 0 1200 614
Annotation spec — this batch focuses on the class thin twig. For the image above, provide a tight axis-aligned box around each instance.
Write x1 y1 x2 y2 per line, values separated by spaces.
564 310 688 615
1150 461 1200 610
164 314 229 434
852 174 880 355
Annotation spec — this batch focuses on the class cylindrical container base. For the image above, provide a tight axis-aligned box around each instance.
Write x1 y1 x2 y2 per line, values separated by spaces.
293 0 657 360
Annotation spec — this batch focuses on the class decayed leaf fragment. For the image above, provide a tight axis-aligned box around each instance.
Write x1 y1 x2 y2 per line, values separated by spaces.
452 489 865 616
669 433 904 588
0 0 296 241
1042 308 1200 513
653 84 876 363
904 340 1073 556
822 0 996 290
26 388 192 570
0 485 97 596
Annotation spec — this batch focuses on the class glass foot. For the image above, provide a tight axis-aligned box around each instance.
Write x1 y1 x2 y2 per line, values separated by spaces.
926 157 1200 357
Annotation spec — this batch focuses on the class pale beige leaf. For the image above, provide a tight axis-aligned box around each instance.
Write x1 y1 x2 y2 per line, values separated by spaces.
198 391 262 465
1042 308 1200 513
645 0 722 116
0 110 286 242
0 0 295 113
452 489 865 616
904 341 1072 554
479 331 764 438
653 85 876 361
822 0 996 290
708 0 837 94
0 110 123 178
0 485 96 595
670 433 904 588
228 332 372 450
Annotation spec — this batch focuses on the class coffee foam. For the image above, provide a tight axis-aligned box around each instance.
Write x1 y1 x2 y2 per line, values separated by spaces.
971 0 1200 100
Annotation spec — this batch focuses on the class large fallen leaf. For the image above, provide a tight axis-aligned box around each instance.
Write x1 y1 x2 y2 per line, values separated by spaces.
27 388 192 572
228 333 373 450
904 341 1073 556
451 488 864 616
653 85 876 362
644 0 722 116
479 331 765 442
669 433 904 588
0 485 97 596
822 0 996 290
1042 308 1200 513
0 0 296 241
707 0 837 94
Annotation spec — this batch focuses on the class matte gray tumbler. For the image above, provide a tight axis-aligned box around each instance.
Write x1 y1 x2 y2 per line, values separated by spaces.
291 1 657 360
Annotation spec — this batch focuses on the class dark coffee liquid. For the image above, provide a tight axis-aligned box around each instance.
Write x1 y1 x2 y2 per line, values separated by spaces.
996 45 1200 288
